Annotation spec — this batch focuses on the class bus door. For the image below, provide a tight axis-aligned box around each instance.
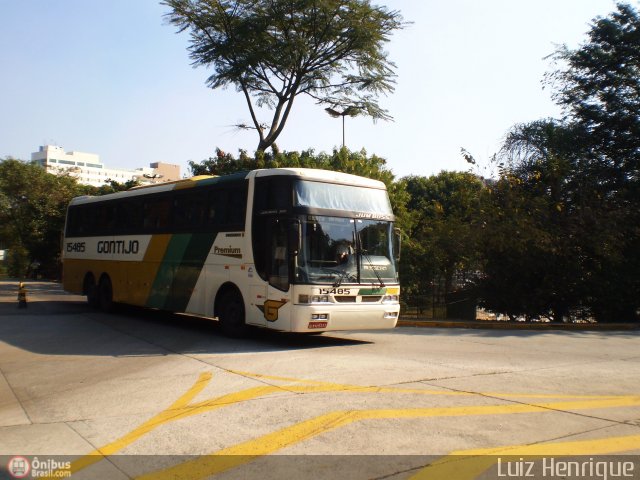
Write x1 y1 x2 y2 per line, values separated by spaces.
251 215 292 329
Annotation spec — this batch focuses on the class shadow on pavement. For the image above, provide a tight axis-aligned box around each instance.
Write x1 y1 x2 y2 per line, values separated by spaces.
0 282 371 358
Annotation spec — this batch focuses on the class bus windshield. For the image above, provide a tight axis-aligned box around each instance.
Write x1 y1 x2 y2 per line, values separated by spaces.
294 180 393 217
295 215 398 286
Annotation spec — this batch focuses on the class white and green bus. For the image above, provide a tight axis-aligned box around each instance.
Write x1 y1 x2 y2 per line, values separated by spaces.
62 168 400 334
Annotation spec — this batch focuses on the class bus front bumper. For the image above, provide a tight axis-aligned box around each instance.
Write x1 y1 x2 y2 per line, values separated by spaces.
288 304 399 332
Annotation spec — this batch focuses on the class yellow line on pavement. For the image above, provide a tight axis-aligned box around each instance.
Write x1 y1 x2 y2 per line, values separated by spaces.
53 372 306 478
50 369 640 479
229 369 630 401
136 396 640 480
410 433 640 480
45 372 215 478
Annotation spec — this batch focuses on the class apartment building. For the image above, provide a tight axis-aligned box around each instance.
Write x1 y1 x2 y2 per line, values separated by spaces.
31 145 181 187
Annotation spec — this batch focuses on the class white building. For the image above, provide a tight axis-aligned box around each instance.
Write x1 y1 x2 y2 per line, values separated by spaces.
31 145 180 187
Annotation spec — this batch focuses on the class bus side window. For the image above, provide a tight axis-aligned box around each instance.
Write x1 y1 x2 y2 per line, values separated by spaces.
143 202 153 230
268 218 289 291
268 179 289 210
78 206 93 235
116 200 141 234
143 197 170 232
207 189 227 227
207 205 216 225
253 179 287 284
228 187 247 226
66 207 79 236
95 204 116 234
129 200 143 232
173 193 205 230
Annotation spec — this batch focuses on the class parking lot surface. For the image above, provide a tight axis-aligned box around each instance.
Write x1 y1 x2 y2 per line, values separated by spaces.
1 280 639 479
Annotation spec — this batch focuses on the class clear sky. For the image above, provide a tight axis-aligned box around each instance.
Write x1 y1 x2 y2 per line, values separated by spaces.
0 0 622 179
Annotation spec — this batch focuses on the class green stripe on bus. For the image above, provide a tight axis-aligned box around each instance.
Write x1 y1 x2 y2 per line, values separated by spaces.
358 287 387 295
146 234 193 309
163 233 217 312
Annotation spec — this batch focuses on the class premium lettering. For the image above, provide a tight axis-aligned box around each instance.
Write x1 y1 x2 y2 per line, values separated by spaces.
214 246 241 255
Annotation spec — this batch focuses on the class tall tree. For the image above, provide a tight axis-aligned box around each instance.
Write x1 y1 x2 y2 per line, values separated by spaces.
546 2 640 186
544 2 640 321
163 0 405 151
478 3 640 322
477 121 584 321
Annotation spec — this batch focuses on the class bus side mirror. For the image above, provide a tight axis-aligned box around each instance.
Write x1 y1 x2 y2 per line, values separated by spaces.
394 227 402 261
289 219 301 256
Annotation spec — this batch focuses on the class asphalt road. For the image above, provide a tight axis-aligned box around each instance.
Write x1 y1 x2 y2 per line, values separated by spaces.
1 280 639 479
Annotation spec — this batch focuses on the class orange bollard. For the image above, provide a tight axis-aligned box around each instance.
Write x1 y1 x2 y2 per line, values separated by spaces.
17 282 27 308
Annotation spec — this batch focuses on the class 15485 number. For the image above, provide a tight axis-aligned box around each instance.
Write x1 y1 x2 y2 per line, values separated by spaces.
318 288 351 295
66 242 85 253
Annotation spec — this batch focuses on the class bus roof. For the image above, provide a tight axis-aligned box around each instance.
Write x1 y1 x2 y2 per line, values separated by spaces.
68 168 387 206
250 168 387 189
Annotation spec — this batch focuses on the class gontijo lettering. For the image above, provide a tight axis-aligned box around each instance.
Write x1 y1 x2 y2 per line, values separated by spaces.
97 240 140 254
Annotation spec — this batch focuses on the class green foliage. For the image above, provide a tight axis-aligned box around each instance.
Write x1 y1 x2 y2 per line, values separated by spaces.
0 159 137 279
398 172 485 306
543 2 640 321
460 4 640 322
0 158 86 278
546 2 640 179
191 145 393 178
163 0 405 151
474 121 582 321
6 245 29 278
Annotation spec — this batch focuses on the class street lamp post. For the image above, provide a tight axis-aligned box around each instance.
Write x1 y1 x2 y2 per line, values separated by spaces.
143 173 164 184
325 106 360 148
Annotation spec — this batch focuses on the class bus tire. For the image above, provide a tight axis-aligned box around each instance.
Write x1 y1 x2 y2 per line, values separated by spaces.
217 288 247 337
98 275 114 313
84 273 99 308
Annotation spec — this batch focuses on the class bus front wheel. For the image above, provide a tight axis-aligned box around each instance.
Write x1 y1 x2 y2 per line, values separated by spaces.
218 289 247 337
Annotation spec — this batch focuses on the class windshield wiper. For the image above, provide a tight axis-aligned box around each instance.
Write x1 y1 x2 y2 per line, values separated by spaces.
362 251 385 288
357 232 385 288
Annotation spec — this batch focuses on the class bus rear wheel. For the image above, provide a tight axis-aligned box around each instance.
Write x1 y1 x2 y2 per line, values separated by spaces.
84 274 99 308
218 289 247 337
98 275 114 313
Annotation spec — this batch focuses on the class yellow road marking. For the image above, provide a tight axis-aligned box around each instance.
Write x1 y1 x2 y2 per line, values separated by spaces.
49 372 214 477
137 397 640 480
49 369 640 479
410 433 640 480
229 369 630 401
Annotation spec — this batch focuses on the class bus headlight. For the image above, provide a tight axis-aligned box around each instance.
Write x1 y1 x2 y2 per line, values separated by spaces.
299 294 331 304
382 295 399 304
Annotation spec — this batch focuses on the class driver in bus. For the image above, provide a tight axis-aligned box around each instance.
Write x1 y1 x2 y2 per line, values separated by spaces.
336 242 354 265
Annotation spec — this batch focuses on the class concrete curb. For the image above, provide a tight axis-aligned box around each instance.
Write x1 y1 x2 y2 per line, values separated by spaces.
397 318 639 330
